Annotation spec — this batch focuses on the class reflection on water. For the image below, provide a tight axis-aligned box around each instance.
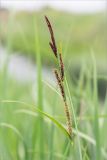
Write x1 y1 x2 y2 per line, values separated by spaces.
0 46 54 83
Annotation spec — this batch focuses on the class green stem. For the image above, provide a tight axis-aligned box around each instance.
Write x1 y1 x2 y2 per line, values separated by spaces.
65 75 83 160
34 18 44 160
91 52 101 160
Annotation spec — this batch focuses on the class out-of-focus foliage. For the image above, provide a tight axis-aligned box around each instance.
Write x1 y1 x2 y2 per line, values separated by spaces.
0 7 107 68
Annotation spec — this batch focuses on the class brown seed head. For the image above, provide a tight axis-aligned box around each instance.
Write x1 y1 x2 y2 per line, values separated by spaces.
45 16 57 58
54 69 66 102
59 53 64 81
64 102 72 136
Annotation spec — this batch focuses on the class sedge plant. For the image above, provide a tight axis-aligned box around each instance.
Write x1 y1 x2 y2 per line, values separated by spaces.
45 16 72 138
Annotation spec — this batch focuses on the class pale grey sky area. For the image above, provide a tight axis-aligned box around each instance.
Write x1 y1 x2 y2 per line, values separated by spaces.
0 0 107 14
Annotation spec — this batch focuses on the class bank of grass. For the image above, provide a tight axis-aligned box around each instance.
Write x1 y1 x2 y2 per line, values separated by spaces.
0 54 107 160
0 8 106 67
0 8 107 160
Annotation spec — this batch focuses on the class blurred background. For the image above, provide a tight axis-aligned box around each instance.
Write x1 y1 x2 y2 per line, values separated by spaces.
0 0 107 81
0 0 107 159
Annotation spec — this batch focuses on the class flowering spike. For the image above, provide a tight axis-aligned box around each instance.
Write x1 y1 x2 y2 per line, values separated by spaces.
59 53 64 81
45 16 72 138
54 69 66 102
45 16 57 58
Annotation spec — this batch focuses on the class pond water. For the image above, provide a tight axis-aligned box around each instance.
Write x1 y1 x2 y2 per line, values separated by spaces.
0 46 54 84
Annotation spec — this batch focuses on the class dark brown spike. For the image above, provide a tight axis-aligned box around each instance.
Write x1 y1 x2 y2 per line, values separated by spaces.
49 42 57 58
49 42 54 51
59 53 64 81
54 69 66 102
54 68 72 136
45 16 57 58
64 102 72 136
45 16 53 35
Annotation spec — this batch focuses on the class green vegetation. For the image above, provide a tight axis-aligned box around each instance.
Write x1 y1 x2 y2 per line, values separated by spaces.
0 49 107 159
0 8 106 68
0 8 107 160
